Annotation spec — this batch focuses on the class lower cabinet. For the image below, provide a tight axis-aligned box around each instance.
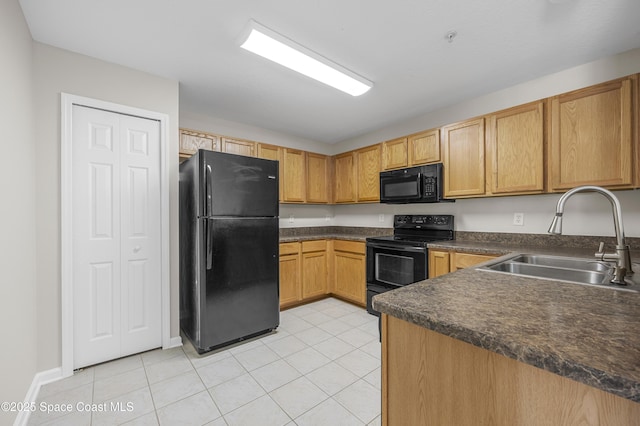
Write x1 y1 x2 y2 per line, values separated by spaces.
279 239 366 309
331 240 367 306
429 249 499 278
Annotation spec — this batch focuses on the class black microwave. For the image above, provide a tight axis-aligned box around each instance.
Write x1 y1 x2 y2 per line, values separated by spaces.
379 163 451 204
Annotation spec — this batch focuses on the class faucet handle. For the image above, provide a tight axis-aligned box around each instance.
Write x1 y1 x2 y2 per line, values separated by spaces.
595 242 605 259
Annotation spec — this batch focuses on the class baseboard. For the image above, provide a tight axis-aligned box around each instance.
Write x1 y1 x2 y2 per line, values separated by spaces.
167 336 183 349
14 367 63 426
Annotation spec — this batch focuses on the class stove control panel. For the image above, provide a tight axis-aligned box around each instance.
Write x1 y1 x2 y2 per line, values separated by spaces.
393 214 454 230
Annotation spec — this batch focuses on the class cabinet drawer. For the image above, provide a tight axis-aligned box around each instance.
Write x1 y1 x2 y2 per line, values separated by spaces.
279 242 300 256
302 240 326 253
333 240 366 254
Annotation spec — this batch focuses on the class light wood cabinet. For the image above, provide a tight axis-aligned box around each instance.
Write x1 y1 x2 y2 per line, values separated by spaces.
281 148 306 203
382 137 408 170
356 144 381 202
549 76 636 190
279 242 301 308
487 101 545 195
381 314 640 426
408 129 440 165
306 153 330 203
429 249 498 278
333 152 357 203
428 250 451 278
222 137 255 157
442 118 486 197
179 129 220 157
257 143 283 202
301 240 328 299
331 240 366 306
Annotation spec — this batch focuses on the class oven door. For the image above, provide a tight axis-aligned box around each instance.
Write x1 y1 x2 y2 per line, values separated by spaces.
366 242 428 288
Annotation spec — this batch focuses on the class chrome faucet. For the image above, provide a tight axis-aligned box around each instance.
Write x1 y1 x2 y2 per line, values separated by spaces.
548 185 634 285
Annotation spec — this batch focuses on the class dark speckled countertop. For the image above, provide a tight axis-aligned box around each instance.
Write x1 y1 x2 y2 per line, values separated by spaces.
373 239 640 403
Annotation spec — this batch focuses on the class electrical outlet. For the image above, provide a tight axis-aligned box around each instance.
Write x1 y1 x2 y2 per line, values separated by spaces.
288 214 294 223
513 213 524 226
378 214 385 223
325 214 331 221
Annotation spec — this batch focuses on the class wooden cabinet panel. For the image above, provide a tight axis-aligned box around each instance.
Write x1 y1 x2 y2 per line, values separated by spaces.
428 250 451 278
222 137 255 157
282 148 306 203
488 101 545 194
356 144 381 202
333 152 357 203
443 118 486 197
451 252 497 271
549 76 635 190
306 153 330 203
382 315 640 426
257 143 281 162
301 241 328 299
409 129 440 165
382 137 408 170
331 241 366 306
179 129 220 156
279 243 301 308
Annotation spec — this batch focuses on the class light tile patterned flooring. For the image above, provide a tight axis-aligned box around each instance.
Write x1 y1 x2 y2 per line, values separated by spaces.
29 298 381 425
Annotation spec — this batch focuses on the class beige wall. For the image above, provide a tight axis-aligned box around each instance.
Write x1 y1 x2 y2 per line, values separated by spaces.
0 0 37 424
32 43 180 371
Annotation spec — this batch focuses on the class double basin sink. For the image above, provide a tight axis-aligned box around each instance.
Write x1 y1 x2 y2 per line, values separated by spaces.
479 254 639 293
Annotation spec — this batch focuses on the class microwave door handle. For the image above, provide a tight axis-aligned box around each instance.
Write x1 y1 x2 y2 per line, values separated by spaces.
416 172 423 198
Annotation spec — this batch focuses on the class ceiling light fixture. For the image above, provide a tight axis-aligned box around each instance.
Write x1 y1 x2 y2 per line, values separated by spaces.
239 20 373 97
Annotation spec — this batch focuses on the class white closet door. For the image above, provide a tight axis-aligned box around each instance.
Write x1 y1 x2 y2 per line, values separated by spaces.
72 105 161 369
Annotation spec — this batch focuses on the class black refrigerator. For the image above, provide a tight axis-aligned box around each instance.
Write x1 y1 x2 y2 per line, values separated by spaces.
179 150 279 353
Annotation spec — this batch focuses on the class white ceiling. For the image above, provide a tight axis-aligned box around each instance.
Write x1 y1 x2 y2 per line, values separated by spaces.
19 0 640 144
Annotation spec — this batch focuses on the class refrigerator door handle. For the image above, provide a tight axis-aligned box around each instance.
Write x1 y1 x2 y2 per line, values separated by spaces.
205 164 213 217
206 218 213 270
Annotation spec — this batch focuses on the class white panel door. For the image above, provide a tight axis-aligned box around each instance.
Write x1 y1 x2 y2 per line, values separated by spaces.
72 105 161 369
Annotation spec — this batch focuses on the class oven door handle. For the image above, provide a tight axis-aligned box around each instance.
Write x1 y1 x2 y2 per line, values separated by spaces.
366 242 427 253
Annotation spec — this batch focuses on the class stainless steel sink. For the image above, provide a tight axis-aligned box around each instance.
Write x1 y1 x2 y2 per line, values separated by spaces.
479 254 639 293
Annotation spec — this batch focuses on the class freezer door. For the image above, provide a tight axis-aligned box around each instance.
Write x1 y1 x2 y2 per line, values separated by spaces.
200 217 279 350
200 150 278 217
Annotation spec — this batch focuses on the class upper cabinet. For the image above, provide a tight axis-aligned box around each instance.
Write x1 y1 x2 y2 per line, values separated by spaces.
442 117 486 198
487 101 545 195
179 129 220 159
306 153 331 203
355 144 381 202
408 129 440 166
222 137 255 157
281 148 306 203
548 76 636 190
382 129 440 170
333 152 357 203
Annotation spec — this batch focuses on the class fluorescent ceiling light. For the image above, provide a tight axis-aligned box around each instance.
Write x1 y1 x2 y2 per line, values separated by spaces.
240 20 373 96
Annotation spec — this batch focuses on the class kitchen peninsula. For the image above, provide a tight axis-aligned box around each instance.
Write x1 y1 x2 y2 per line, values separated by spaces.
374 242 640 425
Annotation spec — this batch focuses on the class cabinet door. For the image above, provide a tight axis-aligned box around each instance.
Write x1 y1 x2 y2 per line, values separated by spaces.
302 244 328 299
428 250 450 278
442 118 486 197
179 129 220 156
356 144 381 202
279 243 301 308
332 241 366 306
222 137 255 157
409 129 440 166
488 101 545 194
549 77 634 190
451 252 497 271
382 137 408 170
333 152 357 203
306 153 330 203
282 148 306 203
